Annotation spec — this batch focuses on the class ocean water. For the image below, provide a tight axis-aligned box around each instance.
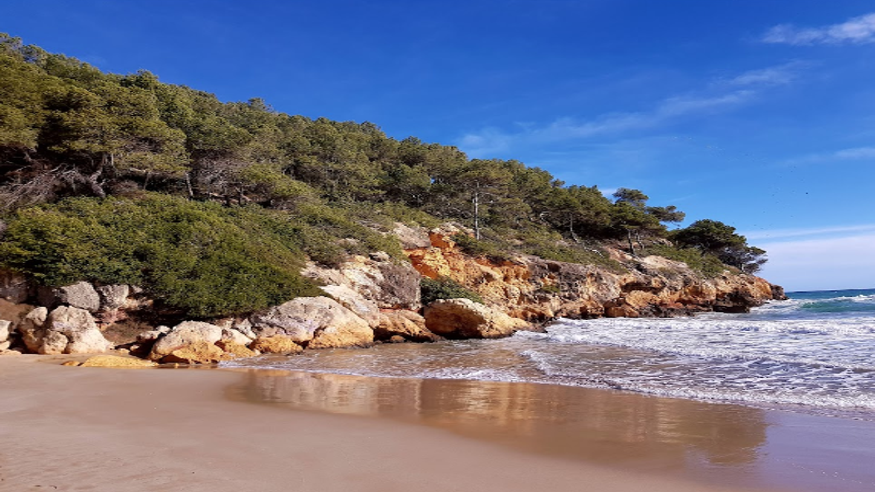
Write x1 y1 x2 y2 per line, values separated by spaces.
223 288 875 420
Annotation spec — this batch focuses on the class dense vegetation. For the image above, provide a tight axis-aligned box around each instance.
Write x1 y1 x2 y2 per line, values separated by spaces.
0 34 768 316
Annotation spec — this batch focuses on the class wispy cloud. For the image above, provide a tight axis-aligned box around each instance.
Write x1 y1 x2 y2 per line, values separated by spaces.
457 64 797 158
762 12 875 46
780 146 875 166
726 62 806 86
744 224 875 241
758 232 875 291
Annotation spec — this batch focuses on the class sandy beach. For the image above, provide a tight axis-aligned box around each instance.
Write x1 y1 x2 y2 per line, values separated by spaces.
1 355 873 492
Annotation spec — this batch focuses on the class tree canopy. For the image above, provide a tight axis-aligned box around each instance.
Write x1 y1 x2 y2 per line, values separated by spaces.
0 33 770 315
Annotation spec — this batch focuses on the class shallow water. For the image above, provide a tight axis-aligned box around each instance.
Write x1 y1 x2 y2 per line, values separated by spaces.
224 288 875 420
226 368 875 492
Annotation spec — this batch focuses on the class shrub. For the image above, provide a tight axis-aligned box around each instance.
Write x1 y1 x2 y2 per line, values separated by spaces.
420 276 483 305
451 233 510 262
645 244 726 277
0 195 324 317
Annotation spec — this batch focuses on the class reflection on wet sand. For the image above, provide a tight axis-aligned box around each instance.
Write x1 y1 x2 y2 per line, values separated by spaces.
226 369 768 485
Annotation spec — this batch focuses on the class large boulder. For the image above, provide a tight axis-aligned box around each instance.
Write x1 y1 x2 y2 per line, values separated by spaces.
161 342 228 364
19 306 113 354
374 311 441 343
149 321 223 362
0 269 32 304
250 297 373 349
321 284 382 327
424 299 530 339
38 282 101 312
96 284 130 310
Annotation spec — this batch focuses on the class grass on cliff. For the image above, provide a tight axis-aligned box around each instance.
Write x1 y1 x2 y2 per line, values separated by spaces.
0 194 406 317
644 244 727 277
420 276 484 305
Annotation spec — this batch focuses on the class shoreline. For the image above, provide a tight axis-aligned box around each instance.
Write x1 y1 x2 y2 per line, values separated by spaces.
2 356 875 491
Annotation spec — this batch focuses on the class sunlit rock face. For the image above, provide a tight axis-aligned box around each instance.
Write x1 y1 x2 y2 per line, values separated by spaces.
406 228 782 322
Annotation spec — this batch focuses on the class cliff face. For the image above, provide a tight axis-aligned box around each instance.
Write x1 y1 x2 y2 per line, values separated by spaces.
405 227 784 322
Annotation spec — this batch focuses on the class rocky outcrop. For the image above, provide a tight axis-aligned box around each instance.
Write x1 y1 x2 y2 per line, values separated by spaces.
374 310 441 342
149 321 224 362
18 306 114 355
406 228 784 322
0 223 788 363
96 284 131 311
304 254 421 311
250 297 374 349
37 282 101 312
424 299 531 339
249 336 303 354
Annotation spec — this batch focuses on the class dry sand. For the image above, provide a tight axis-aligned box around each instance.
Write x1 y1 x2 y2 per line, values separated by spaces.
1 355 872 492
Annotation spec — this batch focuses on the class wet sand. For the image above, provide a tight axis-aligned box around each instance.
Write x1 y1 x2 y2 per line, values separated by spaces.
1 356 873 492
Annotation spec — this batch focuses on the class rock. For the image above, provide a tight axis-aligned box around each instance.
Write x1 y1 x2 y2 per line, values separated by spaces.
249 336 303 354
80 355 157 368
308 316 374 349
161 341 228 364
0 319 10 343
96 284 130 310
19 306 113 354
369 251 392 262
424 298 530 339
304 255 421 311
61 360 81 366
18 307 48 353
149 321 223 361
38 282 101 312
50 306 114 354
0 268 32 303
232 318 256 339
0 341 10 352
221 328 253 345
374 311 441 342
216 340 257 358
392 222 431 249
136 329 166 344
250 297 373 349
321 284 382 327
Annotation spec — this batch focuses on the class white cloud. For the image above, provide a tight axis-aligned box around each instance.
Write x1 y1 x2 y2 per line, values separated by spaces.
833 146 875 159
456 64 798 158
457 91 755 158
726 62 805 86
762 13 875 46
779 146 875 166
758 233 875 291
744 224 875 241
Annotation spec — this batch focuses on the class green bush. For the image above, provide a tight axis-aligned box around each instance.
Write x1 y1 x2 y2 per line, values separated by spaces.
420 276 483 305
522 240 623 272
450 233 510 262
645 244 726 277
0 195 324 317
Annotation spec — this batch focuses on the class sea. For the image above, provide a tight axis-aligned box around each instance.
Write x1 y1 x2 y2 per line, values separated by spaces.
224 288 875 420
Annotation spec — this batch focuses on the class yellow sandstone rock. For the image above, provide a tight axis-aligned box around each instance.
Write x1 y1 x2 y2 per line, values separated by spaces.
79 355 157 368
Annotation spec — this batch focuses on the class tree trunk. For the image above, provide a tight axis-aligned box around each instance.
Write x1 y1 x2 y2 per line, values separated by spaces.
473 191 481 240
626 229 636 256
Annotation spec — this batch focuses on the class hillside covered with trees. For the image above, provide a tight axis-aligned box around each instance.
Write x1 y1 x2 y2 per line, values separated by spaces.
0 33 767 318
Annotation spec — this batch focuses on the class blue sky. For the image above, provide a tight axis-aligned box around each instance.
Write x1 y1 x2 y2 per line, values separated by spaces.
3 0 875 291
